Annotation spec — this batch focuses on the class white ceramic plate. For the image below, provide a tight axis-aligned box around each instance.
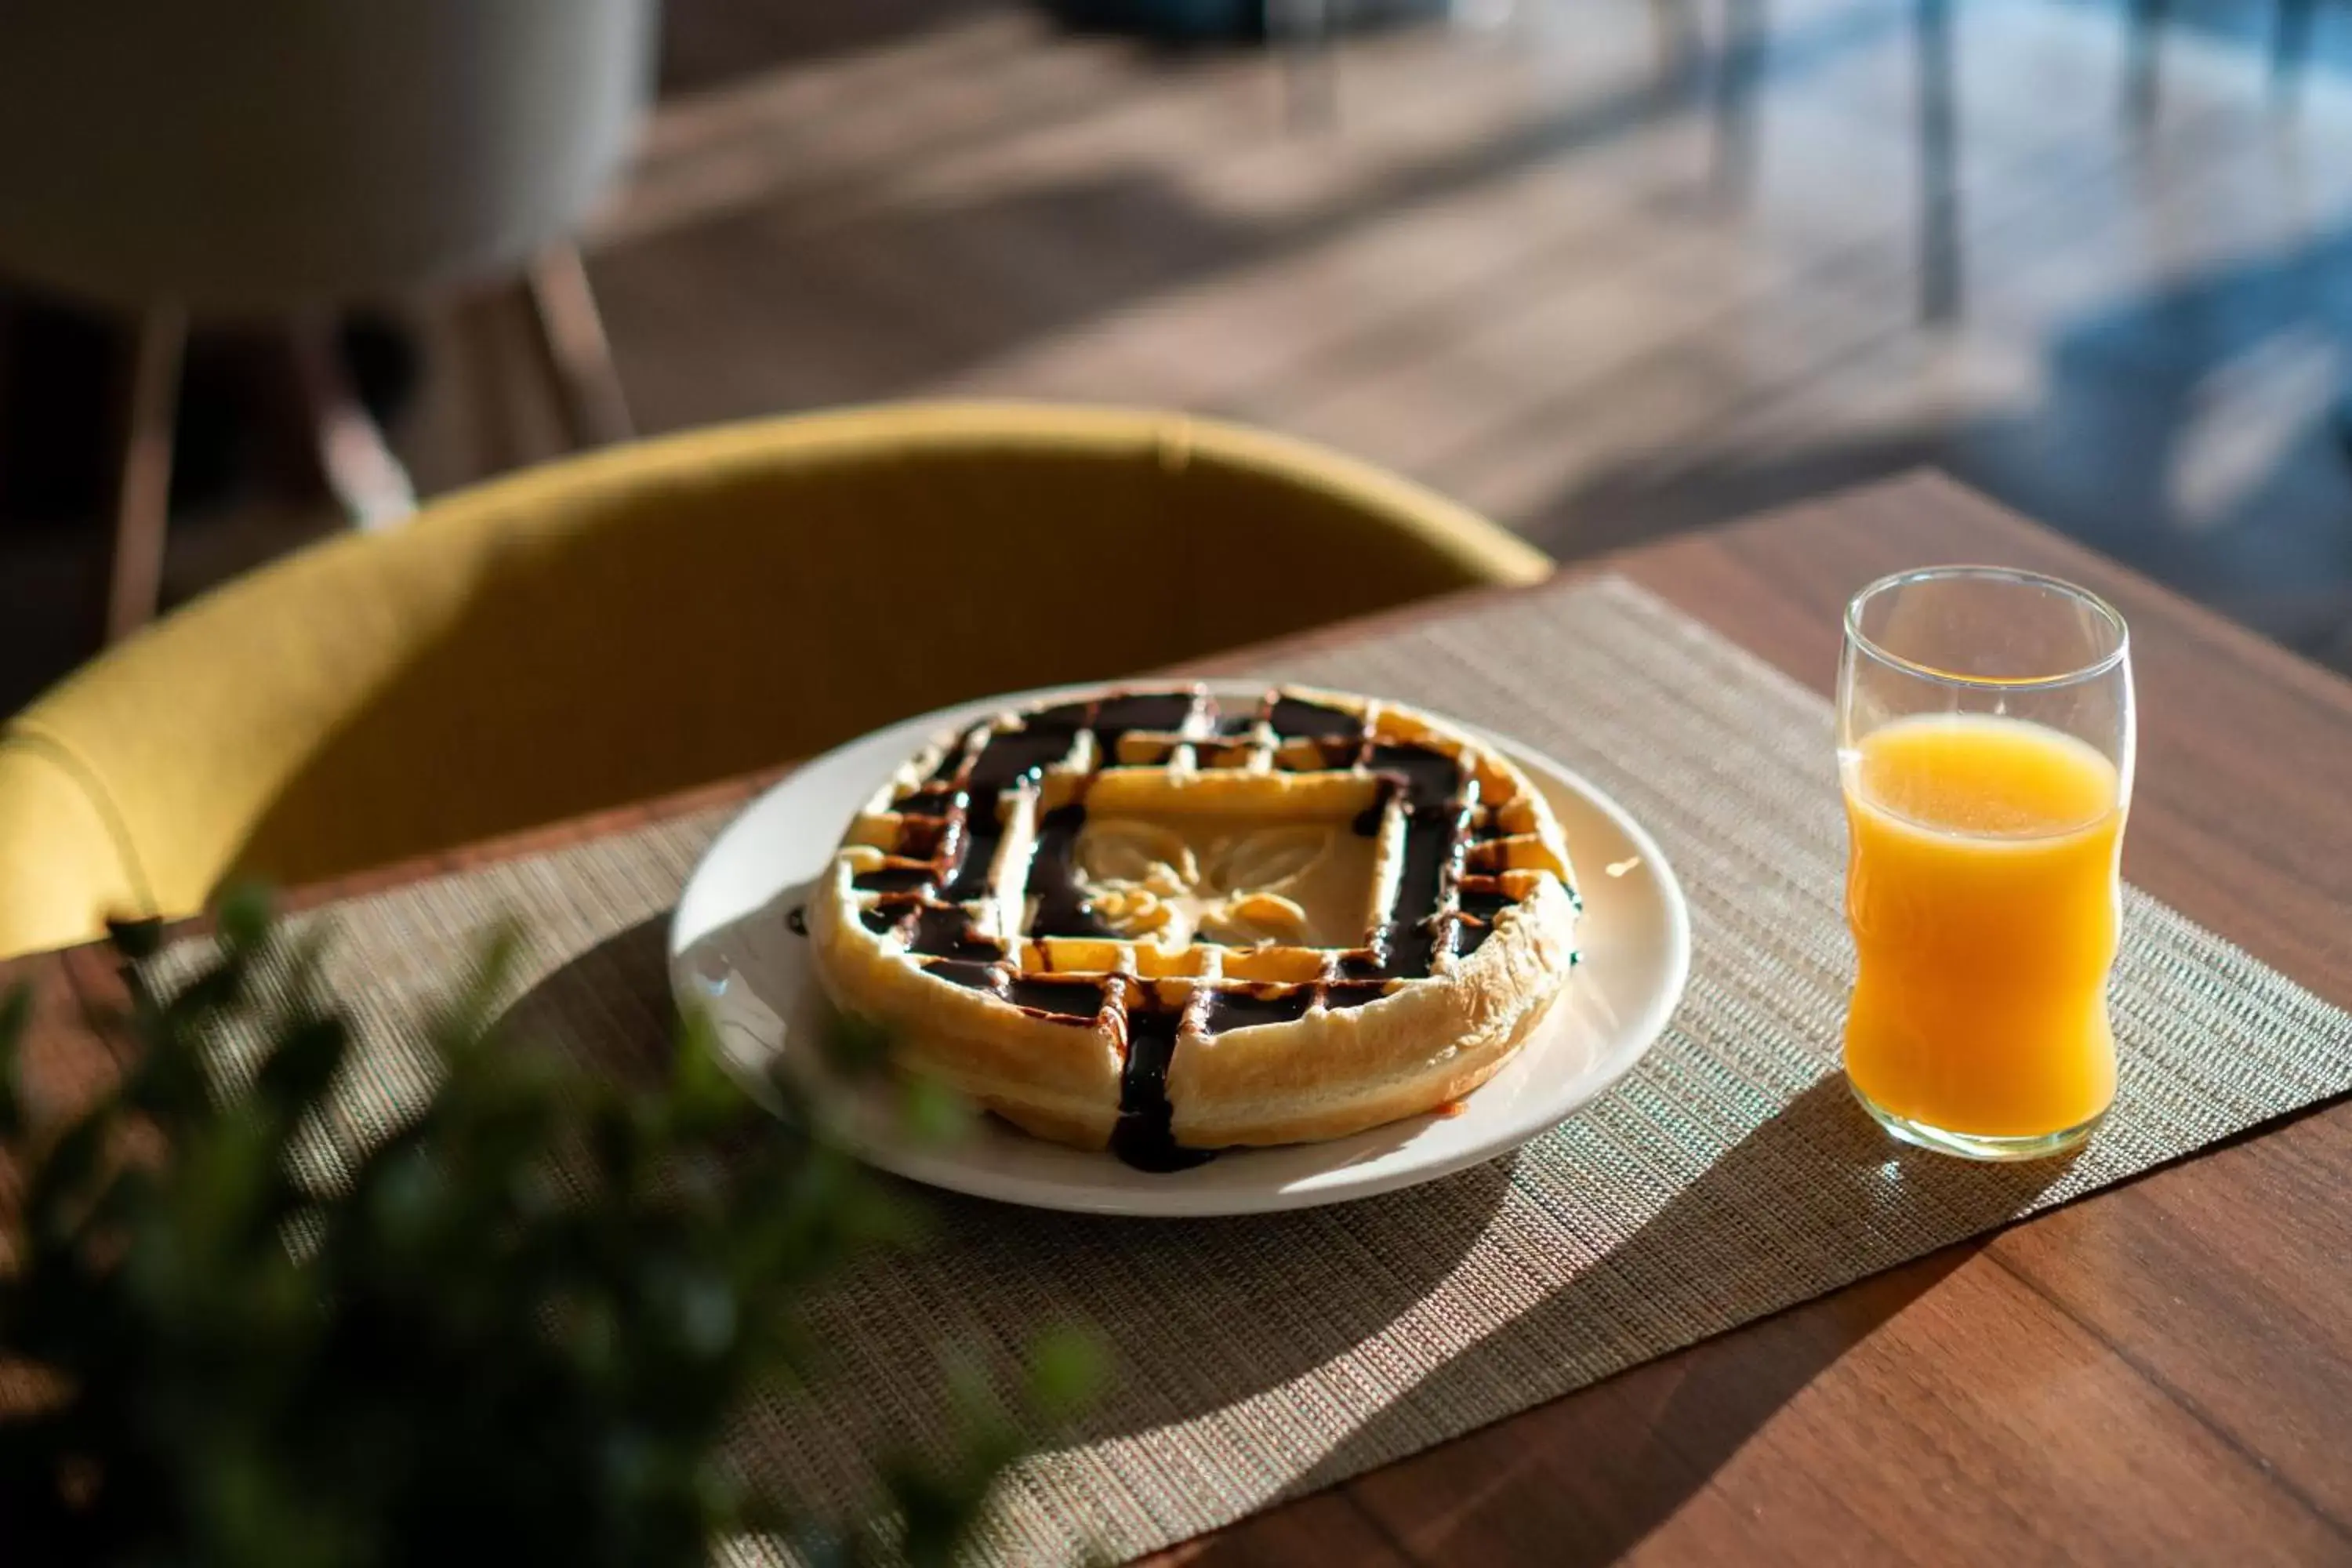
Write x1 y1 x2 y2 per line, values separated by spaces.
669 681 1690 1218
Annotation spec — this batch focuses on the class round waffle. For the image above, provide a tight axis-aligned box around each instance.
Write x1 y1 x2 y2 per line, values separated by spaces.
806 684 1581 1169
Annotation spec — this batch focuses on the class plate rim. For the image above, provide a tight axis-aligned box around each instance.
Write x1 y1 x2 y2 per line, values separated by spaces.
667 679 1692 1217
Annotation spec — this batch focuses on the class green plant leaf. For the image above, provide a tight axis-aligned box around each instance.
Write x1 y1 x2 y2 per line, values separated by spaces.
0 888 1094 1566
252 1015 350 1121
897 1076 975 1148
666 1006 749 1139
1024 1326 1109 1420
0 982 30 1142
216 882 274 952
820 1011 895 1079
107 913 165 961
25 1108 111 1247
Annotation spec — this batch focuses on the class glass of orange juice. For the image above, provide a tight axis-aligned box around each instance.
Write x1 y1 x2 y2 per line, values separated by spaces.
1838 565 2133 1161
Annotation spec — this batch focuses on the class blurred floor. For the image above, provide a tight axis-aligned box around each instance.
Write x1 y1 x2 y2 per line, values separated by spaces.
5 0 2352 716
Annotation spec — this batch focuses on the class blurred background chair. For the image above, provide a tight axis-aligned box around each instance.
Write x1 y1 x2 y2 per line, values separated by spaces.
1270 0 1965 320
3 0 2343 848
0 0 655 644
2129 0 2334 115
1706 0 1962 324
0 402 1550 958
1718 0 2333 325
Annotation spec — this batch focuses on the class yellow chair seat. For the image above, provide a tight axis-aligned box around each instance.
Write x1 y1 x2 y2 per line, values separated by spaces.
0 403 1548 958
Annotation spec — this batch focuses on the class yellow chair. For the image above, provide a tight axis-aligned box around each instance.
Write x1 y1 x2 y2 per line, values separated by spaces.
0 403 1548 958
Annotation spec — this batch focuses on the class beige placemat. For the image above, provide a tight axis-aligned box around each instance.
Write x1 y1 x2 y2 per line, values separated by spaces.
161 575 2352 1566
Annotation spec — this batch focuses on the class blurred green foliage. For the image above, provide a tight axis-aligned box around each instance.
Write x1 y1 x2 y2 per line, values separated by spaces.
0 893 1099 1566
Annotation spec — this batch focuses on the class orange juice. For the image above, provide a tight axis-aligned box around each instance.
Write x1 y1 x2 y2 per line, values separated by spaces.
1841 713 2123 1139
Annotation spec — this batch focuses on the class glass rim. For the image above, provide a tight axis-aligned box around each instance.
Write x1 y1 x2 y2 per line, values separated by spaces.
1843 564 2131 691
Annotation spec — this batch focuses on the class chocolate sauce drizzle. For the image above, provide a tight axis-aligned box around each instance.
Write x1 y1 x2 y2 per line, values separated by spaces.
1007 977 1105 1020
1204 986 1315 1032
1269 695 1364 743
1025 804 1113 938
1089 692 1198 763
1111 986 1210 1172
844 686 1546 1173
851 862 937 895
909 905 1003 962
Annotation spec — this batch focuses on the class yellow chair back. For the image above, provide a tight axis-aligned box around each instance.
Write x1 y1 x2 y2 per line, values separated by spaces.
0 404 1548 957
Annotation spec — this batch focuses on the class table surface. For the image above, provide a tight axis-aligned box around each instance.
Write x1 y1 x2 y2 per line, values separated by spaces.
10 474 2351 1566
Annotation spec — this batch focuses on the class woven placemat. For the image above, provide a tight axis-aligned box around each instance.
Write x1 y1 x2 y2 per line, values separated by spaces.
161 575 2352 1566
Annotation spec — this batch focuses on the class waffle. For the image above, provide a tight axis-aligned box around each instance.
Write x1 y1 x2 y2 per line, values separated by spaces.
806 684 1580 1170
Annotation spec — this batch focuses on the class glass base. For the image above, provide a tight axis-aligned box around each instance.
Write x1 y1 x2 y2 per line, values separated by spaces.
1849 1080 2105 1163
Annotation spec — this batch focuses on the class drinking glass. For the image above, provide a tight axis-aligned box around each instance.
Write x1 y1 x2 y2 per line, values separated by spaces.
1838 566 2134 1161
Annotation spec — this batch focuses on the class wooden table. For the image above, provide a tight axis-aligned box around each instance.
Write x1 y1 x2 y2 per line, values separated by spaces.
11 474 2352 1564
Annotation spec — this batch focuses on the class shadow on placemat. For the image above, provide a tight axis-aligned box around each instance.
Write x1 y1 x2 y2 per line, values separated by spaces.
498 913 678 1090
492 909 1515 1452
490 909 2082 1551
1240 1076 2082 1561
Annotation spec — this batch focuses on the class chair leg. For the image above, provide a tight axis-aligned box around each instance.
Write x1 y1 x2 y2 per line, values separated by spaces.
1916 0 1961 325
2124 0 2167 124
103 304 184 644
1269 0 1340 132
451 286 535 479
1712 0 1768 199
289 318 417 531
523 242 633 449
1650 0 1703 92
2272 0 2318 111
